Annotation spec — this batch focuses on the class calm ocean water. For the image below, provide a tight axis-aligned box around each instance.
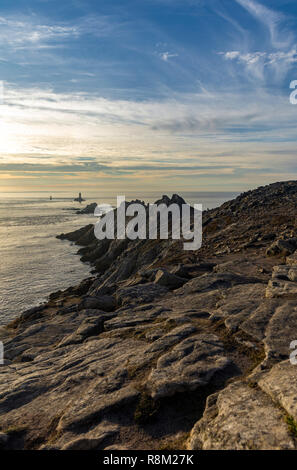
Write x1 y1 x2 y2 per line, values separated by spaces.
0 191 238 325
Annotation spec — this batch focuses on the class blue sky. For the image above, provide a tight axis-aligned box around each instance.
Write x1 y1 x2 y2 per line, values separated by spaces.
0 0 297 193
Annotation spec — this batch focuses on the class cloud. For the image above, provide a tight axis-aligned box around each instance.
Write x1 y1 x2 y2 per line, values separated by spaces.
234 0 292 49
223 49 297 65
221 47 297 79
223 51 265 64
268 49 297 64
159 51 178 61
0 14 122 53
1 81 297 189
0 16 79 50
1 82 296 141
0 161 236 175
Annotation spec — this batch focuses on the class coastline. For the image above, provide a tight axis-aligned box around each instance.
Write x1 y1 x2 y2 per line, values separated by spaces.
1 182 297 450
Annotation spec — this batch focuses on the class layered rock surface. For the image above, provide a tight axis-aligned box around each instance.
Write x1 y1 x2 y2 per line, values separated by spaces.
1 183 297 450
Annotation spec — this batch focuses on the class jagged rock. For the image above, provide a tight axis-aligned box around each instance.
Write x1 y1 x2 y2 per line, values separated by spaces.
104 306 166 330
76 203 97 215
154 270 187 289
57 224 96 246
188 382 295 450
144 324 197 354
78 296 115 312
266 279 297 298
286 251 297 265
58 317 104 347
272 265 297 282
154 194 186 207
266 239 297 257
169 263 216 278
177 272 261 295
20 305 46 321
146 334 231 399
116 283 168 306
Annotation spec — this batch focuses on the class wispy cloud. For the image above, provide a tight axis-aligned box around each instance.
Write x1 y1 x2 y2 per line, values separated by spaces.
0 16 79 50
235 0 292 49
0 14 122 53
1 83 297 178
159 51 179 62
221 47 297 80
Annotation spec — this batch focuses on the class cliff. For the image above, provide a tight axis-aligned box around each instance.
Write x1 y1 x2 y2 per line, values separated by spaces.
1 182 297 450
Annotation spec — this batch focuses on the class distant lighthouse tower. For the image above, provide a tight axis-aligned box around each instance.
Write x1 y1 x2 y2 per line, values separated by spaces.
74 192 85 203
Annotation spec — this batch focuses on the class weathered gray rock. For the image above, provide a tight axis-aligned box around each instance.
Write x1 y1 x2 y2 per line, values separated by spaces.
264 301 297 363
60 422 119 450
188 382 295 450
215 283 264 333
258 360 297 421
104 305 166 330
116 283 168 306
240 299 279 341
177 273 261 295
146 334 231 399
144 324 197 354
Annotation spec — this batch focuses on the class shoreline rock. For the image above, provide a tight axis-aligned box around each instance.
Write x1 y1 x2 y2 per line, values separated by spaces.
1 183 297 450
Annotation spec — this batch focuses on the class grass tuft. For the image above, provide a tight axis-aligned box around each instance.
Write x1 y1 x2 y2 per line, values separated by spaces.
134 393 160 425
285 415 297 437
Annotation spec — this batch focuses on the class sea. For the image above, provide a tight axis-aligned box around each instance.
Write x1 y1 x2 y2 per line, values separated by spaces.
0 191 238 325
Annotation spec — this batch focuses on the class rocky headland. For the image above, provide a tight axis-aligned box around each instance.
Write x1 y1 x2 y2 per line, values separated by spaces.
1 181 297 450
76 202 98 215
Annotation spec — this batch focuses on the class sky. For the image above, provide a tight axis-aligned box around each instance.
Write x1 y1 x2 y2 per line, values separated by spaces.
0 0 297 194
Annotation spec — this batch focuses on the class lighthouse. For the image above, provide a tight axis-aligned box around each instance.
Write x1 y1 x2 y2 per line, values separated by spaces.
74 192 85 203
